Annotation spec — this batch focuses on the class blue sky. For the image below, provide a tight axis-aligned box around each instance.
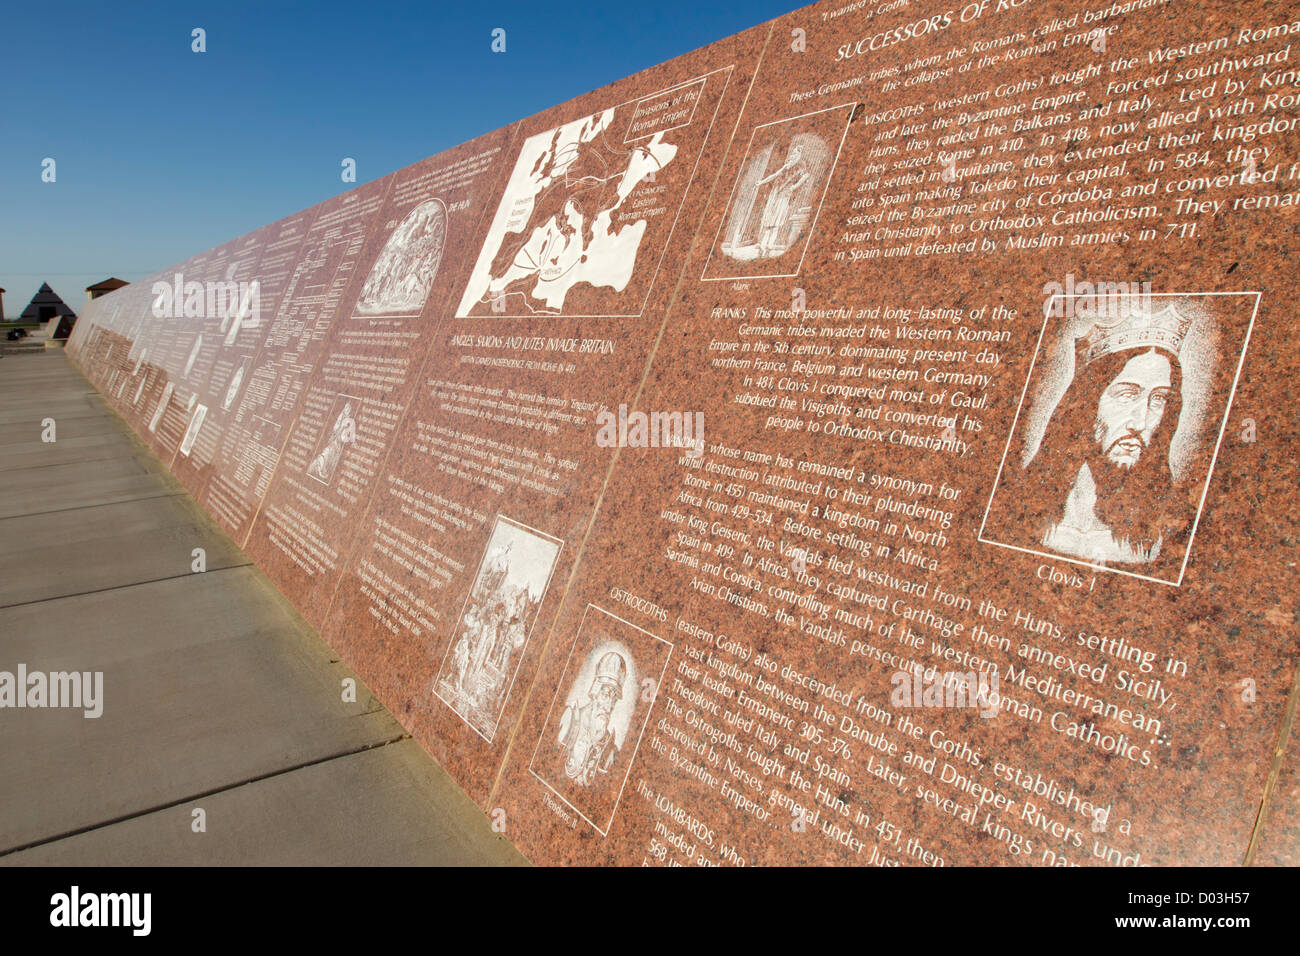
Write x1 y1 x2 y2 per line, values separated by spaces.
1 0 800 318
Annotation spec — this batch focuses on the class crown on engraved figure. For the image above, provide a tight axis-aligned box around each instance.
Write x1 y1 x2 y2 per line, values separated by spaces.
1077 300 1194 368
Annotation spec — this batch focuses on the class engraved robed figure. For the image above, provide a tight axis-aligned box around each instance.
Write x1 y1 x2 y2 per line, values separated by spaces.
719 131 832 264
307 400 354 485
984 295 1231 578
530 607 669 834
558 649 628 786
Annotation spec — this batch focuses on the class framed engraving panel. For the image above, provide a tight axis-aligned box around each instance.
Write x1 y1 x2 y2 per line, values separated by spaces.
702 103 856 281
433 515 564 742
304 392 363 487
243 132 514 633
529 604 673 836
171 211 317 513
323 26 769 807
456 68 737 319
980 292 1258 586
491 0 1299 867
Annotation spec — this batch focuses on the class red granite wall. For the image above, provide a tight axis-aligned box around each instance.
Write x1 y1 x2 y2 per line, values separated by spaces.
67 0 1299 865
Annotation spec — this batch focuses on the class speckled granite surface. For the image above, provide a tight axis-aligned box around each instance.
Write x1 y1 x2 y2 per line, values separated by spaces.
66 0 1298 865
320 28 771 806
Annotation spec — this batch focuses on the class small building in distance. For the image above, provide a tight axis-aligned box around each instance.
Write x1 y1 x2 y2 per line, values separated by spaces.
20 283 79 340
86 277 129 301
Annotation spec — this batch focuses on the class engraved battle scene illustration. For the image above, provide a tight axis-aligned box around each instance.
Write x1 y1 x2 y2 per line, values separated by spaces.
356 198 448 316
434 517 563 741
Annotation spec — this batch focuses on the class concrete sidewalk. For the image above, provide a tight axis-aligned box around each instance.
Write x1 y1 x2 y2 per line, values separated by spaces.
0 353 526 866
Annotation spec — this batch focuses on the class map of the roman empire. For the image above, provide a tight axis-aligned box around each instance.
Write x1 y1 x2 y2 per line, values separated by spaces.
457 108 680 318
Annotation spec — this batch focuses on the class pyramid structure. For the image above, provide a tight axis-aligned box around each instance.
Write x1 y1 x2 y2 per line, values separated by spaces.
19 282 78 338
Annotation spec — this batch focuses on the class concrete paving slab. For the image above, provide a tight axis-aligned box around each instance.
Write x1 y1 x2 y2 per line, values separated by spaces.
0 433 141 473
2 740 528 866
0 480 178 521
0 414 129 446
0 353 522 866
0 460 173 520
0 400 107 427
1 453 154 485
0 378 100 396
0 495 248 608
0 362 111 404
0 358 90 384
0 376 102 397
0 567 405 852
0 382 100 405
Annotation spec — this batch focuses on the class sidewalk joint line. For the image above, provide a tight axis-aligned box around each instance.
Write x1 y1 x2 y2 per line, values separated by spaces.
0 733 412 858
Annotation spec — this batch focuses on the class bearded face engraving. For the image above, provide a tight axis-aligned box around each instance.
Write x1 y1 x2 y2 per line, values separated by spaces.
558 651 627 787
